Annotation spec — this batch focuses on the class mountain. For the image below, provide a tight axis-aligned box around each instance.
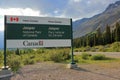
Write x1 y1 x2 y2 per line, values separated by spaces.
0 31 4 49
73 18 90 30
73 0 120 38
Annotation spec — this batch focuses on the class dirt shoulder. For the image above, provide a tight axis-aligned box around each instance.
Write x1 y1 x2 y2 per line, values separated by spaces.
11 61 120 80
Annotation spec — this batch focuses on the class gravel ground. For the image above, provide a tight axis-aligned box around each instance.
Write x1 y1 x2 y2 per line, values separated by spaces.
11 61 120 80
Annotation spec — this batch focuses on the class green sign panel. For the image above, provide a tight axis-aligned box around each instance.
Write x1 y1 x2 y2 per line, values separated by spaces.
5 15 72 48
6 24 71 39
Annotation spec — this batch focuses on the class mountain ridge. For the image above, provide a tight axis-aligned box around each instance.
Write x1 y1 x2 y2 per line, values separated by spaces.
73 0 120 38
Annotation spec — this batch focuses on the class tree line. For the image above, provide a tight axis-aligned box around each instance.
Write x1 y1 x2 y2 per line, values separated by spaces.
73 22 120 48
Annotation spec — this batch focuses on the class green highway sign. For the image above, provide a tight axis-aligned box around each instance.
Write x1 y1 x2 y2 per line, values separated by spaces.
5 15 72 48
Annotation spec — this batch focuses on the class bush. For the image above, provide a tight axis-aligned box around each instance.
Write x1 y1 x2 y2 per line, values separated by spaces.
91 54 106 60
110 42 120 52
23 57 35 65
74 55 82 63
5 48 71 72
0 51 3 67
7 55 21 72
81 53 91 60
19 53 36 65
10 60 21 72
50 52 62 62
49 50 70 62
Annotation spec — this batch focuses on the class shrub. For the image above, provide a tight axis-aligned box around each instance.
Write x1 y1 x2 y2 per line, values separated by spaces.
74 55 82 63
10 60 21 72
91 54 106 60
81 53 91 60
23 58 35 65
7 55 21 72
50 52 62 62
0 51 3 67
49 49 70 62
5 48 71 72
110 42 120 52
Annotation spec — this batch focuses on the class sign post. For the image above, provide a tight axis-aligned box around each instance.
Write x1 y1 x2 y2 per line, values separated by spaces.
0 16 13 80
4 16 7 69
70 19 75 64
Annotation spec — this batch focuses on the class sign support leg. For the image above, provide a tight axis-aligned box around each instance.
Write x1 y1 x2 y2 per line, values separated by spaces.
71 38 75 64
70 19 75 64
66 19 77 69
71 51 75 64
4 16 7 69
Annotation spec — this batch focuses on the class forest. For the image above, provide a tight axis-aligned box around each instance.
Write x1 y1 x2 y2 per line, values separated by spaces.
73 22 120 48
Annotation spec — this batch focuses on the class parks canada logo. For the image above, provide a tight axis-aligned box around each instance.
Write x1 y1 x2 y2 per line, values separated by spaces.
23 41 43 47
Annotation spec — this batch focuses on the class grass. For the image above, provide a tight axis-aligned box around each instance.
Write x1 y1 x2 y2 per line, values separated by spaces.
0 48 120 72
0 48 71 72
0 51 3 67
74 42 120 52
74 54 120 64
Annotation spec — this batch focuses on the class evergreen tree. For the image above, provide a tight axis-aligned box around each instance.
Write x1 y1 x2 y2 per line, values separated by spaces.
82 37 86 47
86 35 90 46
15 48 20 55
93 33 97 46
102 32 105 45
96 28 102 45
115 22 120 42
104 25 111 44
79 38 82 47
111 30 115 43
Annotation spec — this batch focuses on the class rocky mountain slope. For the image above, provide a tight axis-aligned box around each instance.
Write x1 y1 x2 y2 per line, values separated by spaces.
73 0 120 38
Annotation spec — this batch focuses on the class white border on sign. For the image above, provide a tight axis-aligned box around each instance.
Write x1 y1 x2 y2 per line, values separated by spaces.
6 39 71 48
6 15 71 25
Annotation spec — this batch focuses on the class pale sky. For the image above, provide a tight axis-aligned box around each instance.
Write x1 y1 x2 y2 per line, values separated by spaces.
0 0 119 31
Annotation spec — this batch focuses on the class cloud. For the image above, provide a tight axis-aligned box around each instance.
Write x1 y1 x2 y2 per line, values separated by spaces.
0 16 4 31
0 0 119 21
73 0 82 3
54 10 59 14
0 8 48 16
61 0 119 20
0 8 48 31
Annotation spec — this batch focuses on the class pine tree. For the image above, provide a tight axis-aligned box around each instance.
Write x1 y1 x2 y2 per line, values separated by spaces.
86 35 90 46
102 32 105 45
105 25 111 44
82 37 86 47
96 28 102 45
79 38 82 47
115 22 120 42
111 30 115 43
93 33 96 46
15 48 20 55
